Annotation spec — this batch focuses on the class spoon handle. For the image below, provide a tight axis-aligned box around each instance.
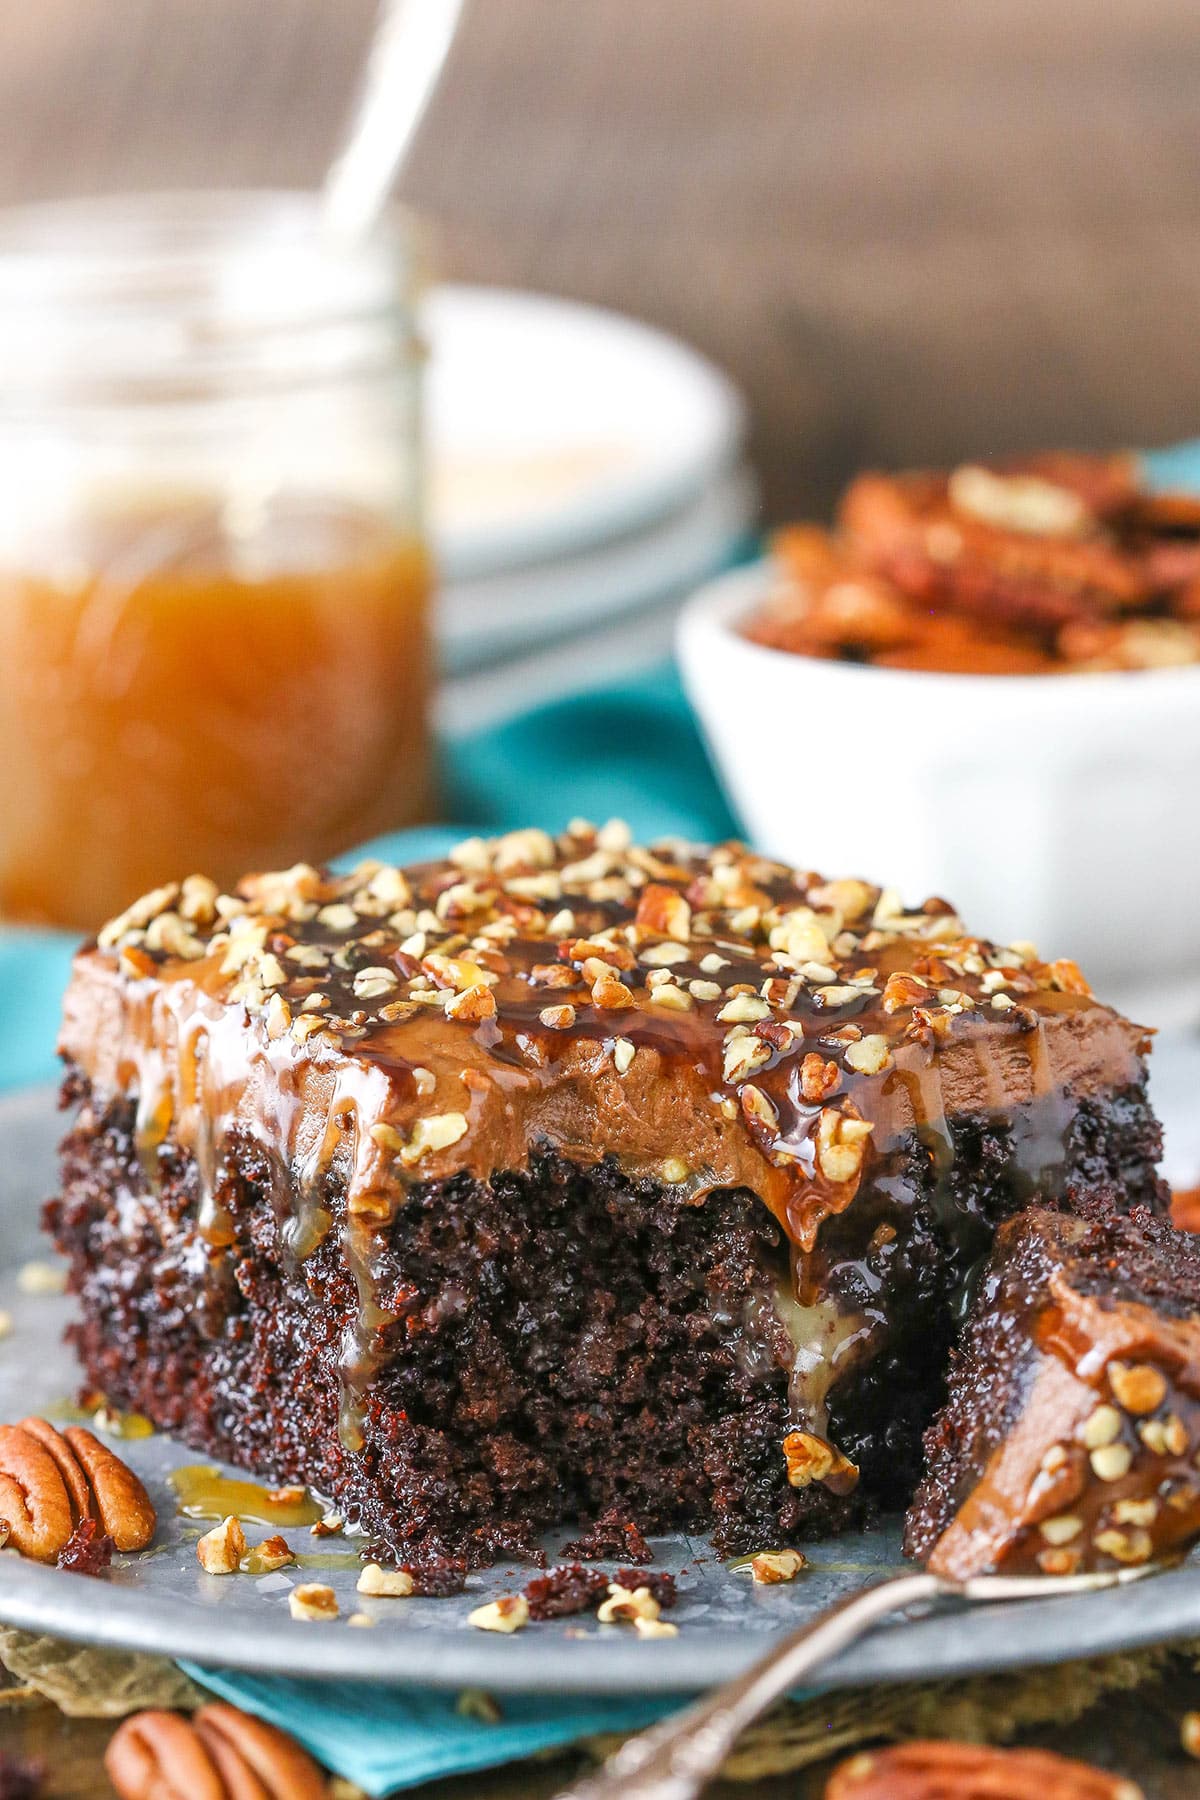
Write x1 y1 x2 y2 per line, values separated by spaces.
553 1571 947 1800
322 0 466 239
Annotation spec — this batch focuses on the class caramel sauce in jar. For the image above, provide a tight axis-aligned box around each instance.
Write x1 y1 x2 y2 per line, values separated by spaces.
0 495 431 929
0 190 430 930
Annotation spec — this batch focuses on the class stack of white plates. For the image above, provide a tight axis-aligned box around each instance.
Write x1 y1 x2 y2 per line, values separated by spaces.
426 286 757 729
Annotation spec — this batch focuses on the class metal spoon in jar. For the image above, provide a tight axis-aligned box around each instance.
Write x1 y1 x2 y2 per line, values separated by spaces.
321 0 466 241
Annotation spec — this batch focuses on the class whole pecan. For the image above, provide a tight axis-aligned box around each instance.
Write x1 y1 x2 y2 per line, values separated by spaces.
0 1418 155 1564
825 1740 1143 1799
105 1705 327 1800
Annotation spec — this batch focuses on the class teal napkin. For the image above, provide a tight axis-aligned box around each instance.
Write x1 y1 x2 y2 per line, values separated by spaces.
0 663 735 1095
180 1666 683 1795
0 928 77 1092
1140 438 1200 492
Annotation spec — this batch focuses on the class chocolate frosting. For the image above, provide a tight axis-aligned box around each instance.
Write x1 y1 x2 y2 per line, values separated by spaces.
59 826 1149 1261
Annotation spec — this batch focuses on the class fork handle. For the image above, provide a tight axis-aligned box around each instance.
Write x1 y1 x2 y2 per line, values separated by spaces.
553 1570 949 1800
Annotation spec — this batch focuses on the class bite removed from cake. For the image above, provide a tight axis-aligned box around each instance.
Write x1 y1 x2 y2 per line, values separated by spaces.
906 1197 1200 1578
46 825 1162 1565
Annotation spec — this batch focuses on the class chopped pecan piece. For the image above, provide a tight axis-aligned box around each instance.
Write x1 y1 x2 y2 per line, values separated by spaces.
635 883 692 940
783 1429 859 1496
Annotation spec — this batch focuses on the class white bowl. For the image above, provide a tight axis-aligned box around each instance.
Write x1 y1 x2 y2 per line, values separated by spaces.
677 560 1200 1026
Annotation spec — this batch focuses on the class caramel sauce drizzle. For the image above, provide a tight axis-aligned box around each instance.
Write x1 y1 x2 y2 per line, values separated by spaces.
168 1464 326 1529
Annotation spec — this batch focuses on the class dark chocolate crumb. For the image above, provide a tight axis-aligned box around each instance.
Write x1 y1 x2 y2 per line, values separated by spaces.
522 1564 610 1620
563 1505 652 1564
471 1520 547 1569
56 1517 114 1578
616 1568 677 1609
401 1553 469 1597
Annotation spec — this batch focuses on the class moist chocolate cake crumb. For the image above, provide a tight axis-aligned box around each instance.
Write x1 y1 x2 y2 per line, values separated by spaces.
522 1564 678 1619
522 1564 611 1620
56 1517 114 1578
49 1074 1163 1567
616 1569 677 1609
399 1555 469 1598
563 1507 653 1565
471 1521 547 1569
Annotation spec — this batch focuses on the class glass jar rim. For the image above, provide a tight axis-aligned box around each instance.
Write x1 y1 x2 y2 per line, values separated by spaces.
0 188 422 410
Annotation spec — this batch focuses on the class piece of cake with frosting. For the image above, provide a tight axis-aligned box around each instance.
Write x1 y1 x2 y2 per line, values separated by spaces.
46 822 1163 1570
906 1195 1200 1578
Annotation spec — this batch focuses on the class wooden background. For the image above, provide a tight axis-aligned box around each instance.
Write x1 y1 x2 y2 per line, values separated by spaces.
2 0 1199 520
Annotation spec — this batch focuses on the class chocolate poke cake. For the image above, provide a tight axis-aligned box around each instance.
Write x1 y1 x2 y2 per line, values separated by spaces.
907 1197 1200 1579
46 824 1165 1569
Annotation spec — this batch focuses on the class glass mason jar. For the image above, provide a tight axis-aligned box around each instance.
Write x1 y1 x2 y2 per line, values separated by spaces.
0 191 432 931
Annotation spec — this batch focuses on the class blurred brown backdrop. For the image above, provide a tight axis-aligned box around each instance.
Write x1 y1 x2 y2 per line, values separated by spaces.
1 0 1198 520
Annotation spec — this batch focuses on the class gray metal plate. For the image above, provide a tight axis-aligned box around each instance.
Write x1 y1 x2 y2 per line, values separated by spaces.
1 1046 1199 1696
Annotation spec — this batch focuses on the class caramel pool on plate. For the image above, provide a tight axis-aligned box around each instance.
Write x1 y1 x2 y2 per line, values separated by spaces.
0 494 431 930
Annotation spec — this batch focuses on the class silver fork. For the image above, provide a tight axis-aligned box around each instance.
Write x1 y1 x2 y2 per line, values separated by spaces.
552 1563 1163 1800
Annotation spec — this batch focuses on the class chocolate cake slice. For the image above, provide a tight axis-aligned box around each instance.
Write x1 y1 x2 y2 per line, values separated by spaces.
46 825 1162 1566
906 1198 1200 1578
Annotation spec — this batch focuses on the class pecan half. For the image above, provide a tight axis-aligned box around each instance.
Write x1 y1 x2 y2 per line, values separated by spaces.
106 1704 327 1800
58 1426 157 1552
194 1704 328 1799
825 1739 1142 1799
105 1712 225 1800
0 1418 155 1564
20 1416 91 1520
0 1424 74 1563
